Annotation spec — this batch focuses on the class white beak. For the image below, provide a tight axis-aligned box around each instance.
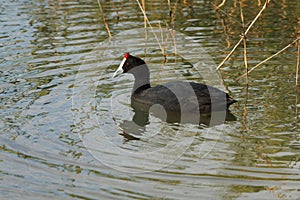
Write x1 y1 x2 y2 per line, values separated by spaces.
112 57 127 78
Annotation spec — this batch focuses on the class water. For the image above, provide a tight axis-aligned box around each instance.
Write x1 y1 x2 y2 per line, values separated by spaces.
1 0 300 199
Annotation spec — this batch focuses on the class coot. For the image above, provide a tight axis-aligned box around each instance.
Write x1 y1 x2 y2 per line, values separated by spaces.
113 53 236 113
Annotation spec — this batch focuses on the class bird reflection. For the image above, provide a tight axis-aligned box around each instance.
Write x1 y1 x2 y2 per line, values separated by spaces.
118 99 236 141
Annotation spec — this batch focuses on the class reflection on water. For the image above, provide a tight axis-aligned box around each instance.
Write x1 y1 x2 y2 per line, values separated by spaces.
1 0 300 199
119 99 237 141
131 99 237 125
119 108 237 144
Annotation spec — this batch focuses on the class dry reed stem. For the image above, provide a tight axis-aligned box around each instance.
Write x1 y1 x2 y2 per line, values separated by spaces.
257 0 262 6
242 37 248 84
97 0 112 38
135 0 165 56
171 30 177 55
213 1 247 29
296 40 300 86
142 0 146 28
240 0 249 130
240 1 249 85
243 84 249 131
295 20 300 127
295 40 299 128
167 0 171 12
158 22 165 53
236 36 300 81
216 0 226 9
168 0 178 29
216 0 270 70
216 12 231 48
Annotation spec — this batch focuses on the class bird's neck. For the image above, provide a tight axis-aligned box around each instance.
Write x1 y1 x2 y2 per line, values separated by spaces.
130 64 151 94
